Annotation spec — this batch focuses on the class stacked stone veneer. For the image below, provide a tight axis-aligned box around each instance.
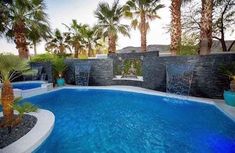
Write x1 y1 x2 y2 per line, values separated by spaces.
30 62 53 83
33 53 234 99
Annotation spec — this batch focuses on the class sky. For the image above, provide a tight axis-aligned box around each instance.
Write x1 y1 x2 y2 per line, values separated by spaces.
0 0 234 55
0 0 171 55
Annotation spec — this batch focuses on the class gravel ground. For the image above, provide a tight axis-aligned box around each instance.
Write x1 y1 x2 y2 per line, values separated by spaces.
0 114 37 149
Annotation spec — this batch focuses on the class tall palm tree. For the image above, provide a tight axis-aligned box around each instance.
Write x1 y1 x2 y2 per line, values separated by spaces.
0 0 50 59
64 20 84 58
170 0 191 55
28 22 51 55
124 0 164 52
95 0 130 54
80 25 101 57
45 29 71 55
199 0 213 55
0 54 29 127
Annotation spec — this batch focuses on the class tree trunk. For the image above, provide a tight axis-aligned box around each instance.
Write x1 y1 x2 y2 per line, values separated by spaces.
108 33 116 53
74 50 79 58
33 41 37 55
170 0 181 56
199 0 213 55
1 80 14 126
13 21 29 59
220 39 227 52
88 42 93 57
140 11 147 52
228 41 235 51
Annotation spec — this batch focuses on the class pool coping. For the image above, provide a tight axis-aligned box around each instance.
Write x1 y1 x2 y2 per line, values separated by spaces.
0 81 53 98
0 109 55 153
49 85 235 122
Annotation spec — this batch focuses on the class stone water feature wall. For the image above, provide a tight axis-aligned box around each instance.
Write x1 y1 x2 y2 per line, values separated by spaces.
14 62 53 83
62 53 234 99
109 51 159 87
143 53 235 98
30 62 53 83
64 59 113 86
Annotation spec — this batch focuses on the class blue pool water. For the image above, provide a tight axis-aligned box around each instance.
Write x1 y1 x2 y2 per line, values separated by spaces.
22 89 235 153
12 83 42 90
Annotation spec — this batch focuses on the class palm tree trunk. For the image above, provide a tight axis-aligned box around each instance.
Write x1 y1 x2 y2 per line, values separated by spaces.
13 21 29 59
140 11 147 52
170 0 181 56
74 50 79 58
88 42 93 57
33 41 37 55
1 80 14 126
108 33 116 53
199 0 213 55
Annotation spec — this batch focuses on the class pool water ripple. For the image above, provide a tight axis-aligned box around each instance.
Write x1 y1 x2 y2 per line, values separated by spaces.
25 89 235 153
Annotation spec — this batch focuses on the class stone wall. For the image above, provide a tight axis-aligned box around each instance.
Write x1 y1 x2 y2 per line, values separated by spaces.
62 53 234 99
30 62 53 83
64 59 113 86
142 53 235 98
109 51 159 87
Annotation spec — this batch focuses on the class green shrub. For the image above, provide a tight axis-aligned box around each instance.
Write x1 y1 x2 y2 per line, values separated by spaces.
53 57 67 77
179 45 198 56
30 53 55 62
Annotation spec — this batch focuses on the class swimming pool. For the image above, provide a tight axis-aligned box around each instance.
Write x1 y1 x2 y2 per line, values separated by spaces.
21 87 235 153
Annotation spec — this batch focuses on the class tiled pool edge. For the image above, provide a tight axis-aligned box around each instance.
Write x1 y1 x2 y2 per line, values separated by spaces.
0 109 55 153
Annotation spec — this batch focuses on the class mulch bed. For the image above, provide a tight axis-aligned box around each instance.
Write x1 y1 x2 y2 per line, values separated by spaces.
0 114 37 149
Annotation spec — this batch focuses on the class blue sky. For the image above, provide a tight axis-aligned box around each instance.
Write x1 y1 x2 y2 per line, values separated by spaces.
0 0 234 55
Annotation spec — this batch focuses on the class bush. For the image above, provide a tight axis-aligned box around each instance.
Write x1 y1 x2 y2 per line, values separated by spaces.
30 53 55 62
179 45 198 56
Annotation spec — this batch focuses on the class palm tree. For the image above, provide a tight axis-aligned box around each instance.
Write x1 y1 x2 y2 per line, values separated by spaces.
199 0 213 55
80 25 101 57
64 20 84 58
45 29 71 55
170 0 191 55
28 22 51 55
95 0 130 54
124 0 164 52
0 0 50 59
0 54 29 127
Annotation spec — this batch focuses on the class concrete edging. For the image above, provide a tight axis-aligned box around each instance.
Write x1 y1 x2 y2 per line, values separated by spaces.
0 109 55 153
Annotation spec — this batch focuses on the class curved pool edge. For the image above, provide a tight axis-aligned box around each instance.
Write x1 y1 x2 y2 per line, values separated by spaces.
0 109 55 153
60 86 235 122
19 85 235 122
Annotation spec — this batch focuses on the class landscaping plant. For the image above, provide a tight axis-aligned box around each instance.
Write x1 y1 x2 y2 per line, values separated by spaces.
53 57 67 86
0 54 29 127
11 98 38 121
220 62 235 91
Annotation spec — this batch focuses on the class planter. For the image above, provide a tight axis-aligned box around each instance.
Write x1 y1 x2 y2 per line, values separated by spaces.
56 78 65 87
230 80 235 91
224 90 235 107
